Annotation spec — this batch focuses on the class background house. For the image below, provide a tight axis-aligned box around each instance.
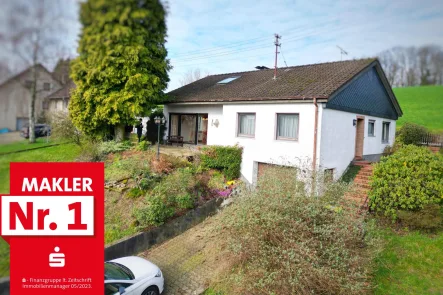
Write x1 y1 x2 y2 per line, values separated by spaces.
0 64 62 131
164 59 402 184
46 80 75 113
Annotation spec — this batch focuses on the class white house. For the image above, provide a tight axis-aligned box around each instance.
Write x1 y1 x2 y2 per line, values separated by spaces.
164 59 403 184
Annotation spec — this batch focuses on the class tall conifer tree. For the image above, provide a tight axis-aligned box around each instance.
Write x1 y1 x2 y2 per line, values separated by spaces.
70 0 170 140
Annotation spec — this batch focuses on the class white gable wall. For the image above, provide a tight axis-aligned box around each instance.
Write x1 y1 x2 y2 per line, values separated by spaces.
319 107 396 179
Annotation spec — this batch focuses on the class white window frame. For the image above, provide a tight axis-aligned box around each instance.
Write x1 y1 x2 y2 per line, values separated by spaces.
382 121 390 143
368 120 375 137
237 113 256 138
275 113 299 141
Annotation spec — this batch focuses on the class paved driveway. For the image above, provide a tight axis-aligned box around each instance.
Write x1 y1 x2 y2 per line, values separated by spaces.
0 132 21 145
138 216 229 295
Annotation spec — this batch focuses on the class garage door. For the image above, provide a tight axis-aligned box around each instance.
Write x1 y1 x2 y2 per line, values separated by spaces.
16 117 28 131
257 162 279 179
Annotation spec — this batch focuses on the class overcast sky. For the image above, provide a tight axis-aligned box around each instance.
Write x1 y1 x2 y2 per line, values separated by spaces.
2 0 443 91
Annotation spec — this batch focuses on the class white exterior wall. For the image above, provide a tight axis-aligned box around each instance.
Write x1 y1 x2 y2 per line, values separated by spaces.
165 103 317 183
319 107 396 179
221 103 316 184
163 104 224 145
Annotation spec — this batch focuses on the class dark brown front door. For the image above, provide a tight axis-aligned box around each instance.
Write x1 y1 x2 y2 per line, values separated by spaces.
355 117 365 160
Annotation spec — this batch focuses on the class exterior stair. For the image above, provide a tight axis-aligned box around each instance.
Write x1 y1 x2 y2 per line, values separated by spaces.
346 161 373 212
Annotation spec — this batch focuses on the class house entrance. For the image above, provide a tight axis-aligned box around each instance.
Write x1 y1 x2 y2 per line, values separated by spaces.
354 117 365 160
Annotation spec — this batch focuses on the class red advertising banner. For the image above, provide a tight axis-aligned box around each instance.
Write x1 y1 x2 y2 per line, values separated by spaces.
0 162 104 294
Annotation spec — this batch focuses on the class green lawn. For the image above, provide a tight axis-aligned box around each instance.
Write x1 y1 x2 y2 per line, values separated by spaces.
0 143 81 277
0 143 81 194
394 86 443 132
374 230 443 294
0 137 58 155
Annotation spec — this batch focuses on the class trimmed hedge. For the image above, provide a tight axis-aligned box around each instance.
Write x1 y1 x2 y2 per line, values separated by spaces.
396 122 428 145
369 145 443 219
200 145 243 180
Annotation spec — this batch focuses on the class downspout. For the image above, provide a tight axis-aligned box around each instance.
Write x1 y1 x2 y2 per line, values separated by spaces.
312 97 318 171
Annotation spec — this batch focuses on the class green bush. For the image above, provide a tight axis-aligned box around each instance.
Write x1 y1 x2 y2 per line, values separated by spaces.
208 171 226 189
397 122 428 145
126 187 144 199
200 145 243 180
134 194 174 227
397 204 443 231
49 111 82 145
369 145 443 219
99 140 132 154
136 141 151 151
77 140 105 162
175 193 195 209
152 168 196 196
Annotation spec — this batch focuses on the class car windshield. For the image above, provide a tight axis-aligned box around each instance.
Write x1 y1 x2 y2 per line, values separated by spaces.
104 262 135 281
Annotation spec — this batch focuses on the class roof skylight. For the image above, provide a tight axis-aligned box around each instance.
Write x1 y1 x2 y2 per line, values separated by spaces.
217 76 240 84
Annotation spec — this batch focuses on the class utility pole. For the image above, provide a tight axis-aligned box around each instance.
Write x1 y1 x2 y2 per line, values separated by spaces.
274 34 281 80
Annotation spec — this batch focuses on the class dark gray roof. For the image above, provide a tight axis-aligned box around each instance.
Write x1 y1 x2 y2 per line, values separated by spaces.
167 59 377 103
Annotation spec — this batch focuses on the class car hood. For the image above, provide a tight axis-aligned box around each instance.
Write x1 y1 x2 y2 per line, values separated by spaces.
110 256 159 279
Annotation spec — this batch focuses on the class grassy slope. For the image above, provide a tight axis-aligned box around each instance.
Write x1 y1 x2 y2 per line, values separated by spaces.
0 138 58 155
0 143 81 277
374 230 443 294
394 86 443 132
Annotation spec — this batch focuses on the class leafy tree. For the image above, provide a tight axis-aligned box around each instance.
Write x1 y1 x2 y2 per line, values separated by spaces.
69 0 170 140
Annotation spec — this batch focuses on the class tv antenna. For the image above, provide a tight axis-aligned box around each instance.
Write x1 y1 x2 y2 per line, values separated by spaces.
336 45 348 61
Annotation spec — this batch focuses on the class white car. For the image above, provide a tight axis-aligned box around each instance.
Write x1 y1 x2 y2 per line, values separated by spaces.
105 256 164 295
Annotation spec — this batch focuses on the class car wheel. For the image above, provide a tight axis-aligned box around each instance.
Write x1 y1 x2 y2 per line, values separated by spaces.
142 286 159 295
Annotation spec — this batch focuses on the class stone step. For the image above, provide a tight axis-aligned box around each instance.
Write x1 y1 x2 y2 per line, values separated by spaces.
353 161 372 166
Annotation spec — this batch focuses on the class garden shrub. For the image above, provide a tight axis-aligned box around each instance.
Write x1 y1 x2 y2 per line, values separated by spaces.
136 140 150 151
208 171 226 190
369 145 443 219
49 111 82 145
397 204 443 231
162 154 191 169
77 140 104 162
200 145 243 180
175 193 195 209
214 166 377 295
99 140 132 154
396 122 428 145
126 187 144 199
152 168 196 197
134 194 174 227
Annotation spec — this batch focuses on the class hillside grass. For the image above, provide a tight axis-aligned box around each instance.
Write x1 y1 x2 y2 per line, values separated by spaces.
394 86 443 132
373 230 443 294
0 143 81 277
0 138 59 155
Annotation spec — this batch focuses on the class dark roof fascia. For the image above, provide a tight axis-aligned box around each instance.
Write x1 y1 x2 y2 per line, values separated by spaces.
326 103 398 120
164 96 328 105
327 60 402 118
